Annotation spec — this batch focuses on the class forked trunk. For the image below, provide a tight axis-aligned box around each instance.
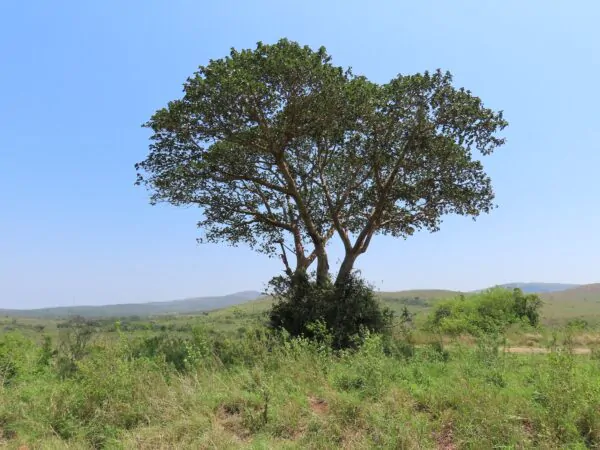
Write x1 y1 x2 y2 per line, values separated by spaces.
335 253 357 287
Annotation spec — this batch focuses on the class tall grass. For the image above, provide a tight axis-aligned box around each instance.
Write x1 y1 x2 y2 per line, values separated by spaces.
1 316 600 449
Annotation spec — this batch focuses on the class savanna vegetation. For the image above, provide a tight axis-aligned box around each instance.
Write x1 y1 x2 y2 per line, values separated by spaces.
3 40 597 449
3 288 600 449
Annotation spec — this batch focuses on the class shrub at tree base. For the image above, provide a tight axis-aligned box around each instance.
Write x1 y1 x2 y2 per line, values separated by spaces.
268 273 394 349
427 287 543 336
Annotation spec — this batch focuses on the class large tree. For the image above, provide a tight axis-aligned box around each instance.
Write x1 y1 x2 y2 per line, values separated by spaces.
136 39 507 287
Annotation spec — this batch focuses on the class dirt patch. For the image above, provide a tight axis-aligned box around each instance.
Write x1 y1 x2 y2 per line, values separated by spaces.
573 334 600 346
436 422 456 450
215 405 251 442
308 396 328 415
523 333 543 339
1 427 17 441
341 430 366 449
523 418 534 436
503 347 591 355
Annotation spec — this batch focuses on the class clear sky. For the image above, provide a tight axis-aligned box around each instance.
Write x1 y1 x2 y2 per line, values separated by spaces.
1 1 598 309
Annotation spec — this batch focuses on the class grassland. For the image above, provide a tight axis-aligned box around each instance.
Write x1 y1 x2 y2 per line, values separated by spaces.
3 283 599 325
2 286 600 449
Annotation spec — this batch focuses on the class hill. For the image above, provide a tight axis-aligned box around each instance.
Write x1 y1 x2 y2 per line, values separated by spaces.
377 289 461 300
4 283 600 323
479 282 581 293
0 289 460 319
0 291 262 318
539 284 600 324
542 283 600 301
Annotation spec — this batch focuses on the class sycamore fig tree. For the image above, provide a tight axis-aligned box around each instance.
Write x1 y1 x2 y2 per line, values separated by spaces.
136 39 507 287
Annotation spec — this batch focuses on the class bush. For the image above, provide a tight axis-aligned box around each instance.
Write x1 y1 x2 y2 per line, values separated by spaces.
131 334 194 372
332 332 388 398
56 316 97 379
427 288 543 336
567 318 588 331
0 333 38 386
269 272 394 349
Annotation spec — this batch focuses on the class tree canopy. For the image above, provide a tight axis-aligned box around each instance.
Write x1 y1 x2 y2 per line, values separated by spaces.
136 39 508 286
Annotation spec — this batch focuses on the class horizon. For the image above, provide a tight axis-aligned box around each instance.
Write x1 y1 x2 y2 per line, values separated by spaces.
2 1 599 309
2 282 595 311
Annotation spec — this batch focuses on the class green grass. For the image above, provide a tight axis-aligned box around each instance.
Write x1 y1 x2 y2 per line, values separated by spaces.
2 287 600 448
1 314 600 448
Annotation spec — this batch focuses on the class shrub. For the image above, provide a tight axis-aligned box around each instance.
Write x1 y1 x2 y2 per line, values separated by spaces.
567 318 588 331
0 332 38 386
0 343 18 387
56 316 97 378
426 288 542 336
37 335 56 369
131 334 194 372
212 326 276 368
269 272 394 349
332 331 388 398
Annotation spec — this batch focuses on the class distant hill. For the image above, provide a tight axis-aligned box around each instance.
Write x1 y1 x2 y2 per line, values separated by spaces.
539 284 600 324
0 289 460 319
482 283 581 293
0 291 262 318
377 289 461 315
540 283 600 302
4 283 598 321
377 289 461 300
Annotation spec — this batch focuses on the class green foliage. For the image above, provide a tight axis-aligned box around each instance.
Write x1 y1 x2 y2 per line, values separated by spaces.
137 38 507 286
333 332 388 398
0 334 21 386
427 288 543 336
0 332 37 386
269 272 394 349
567 318 589 331
128 325 214 373
37 335 55 369
56 316 97 378
131 334 191 372
512 288 543 326
528 348 600 447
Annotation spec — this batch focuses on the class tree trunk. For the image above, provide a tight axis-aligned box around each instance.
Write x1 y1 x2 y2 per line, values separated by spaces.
315 246 330 287
335 253 357 287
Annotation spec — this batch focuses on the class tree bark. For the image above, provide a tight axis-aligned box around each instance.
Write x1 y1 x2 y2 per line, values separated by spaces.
315 245 330 286
335 252 357 287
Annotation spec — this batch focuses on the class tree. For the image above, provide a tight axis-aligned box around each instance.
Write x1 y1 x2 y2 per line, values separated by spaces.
136 39 507 287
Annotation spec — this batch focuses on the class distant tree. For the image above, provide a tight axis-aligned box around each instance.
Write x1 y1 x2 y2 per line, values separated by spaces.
136 39 507 287
400 306 414 325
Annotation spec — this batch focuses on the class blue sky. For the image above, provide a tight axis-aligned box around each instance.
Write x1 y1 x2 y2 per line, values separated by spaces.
1 1 598 309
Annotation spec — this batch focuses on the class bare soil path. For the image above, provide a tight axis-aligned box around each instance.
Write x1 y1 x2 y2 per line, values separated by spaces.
502 347 591 354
